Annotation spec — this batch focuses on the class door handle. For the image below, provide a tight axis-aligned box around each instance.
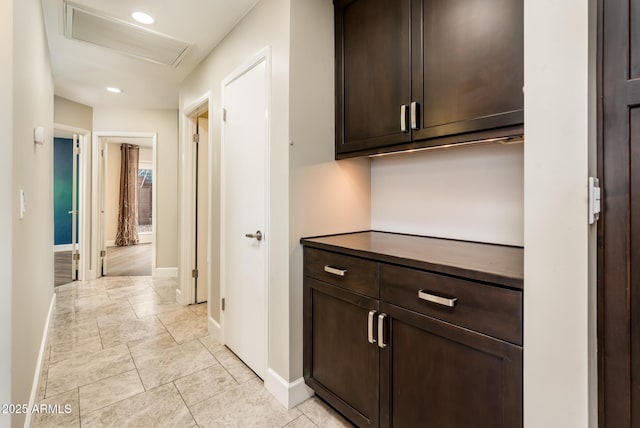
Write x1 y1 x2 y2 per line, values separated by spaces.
377 313 387 348
410 101 419 130
400 105 408 133
368 310 377 344
245 230 263 241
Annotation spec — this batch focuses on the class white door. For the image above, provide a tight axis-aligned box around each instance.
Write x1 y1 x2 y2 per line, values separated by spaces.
71 134 79 280
99 138 108 276
223 58 268 379
195 115 209 303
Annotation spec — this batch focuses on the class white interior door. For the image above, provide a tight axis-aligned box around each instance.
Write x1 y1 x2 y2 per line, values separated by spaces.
223 58 268 379
99 139 108 276
196 115 209 303
71 134 79 280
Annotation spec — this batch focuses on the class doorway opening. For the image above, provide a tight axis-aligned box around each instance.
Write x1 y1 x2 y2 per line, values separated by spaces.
92 132 158 278
180 97 210 306
53 124 90 286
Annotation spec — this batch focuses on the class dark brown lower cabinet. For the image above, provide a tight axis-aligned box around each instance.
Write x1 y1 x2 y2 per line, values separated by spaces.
304 278 380 427
379 303 522 428
302 235 524 428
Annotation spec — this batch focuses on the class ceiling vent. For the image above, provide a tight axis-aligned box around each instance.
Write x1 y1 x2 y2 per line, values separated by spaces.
64 2 190 67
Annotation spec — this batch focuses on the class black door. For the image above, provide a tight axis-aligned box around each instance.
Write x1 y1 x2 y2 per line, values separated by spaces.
599 0 640 425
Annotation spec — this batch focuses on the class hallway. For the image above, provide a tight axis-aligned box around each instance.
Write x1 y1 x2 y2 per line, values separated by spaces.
32 277 350 427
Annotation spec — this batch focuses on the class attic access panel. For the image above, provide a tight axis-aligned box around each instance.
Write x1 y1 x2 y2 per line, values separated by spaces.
64 2 190 67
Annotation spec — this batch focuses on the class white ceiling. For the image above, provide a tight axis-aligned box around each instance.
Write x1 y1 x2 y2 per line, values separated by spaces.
42 0 259 110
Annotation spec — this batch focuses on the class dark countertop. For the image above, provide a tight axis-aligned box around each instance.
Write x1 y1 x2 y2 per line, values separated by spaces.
300 231 524 290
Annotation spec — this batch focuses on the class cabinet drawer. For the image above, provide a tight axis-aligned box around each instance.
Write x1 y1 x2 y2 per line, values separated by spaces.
380 264 522 345
304 247 378 298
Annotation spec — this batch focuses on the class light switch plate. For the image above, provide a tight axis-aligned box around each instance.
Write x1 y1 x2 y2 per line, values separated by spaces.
19 189 25 220
34 126 45 145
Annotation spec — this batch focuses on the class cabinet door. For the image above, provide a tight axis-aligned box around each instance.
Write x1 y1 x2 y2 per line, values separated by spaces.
304 277 380 427
411 0 524 144
379 303 522 428
335 0 412 157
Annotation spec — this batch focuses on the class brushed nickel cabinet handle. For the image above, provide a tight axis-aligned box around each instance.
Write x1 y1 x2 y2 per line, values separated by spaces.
400 105 408 132
418 290 457 307
410 101 419 130
377 313 387 348
368 310 377 344
324 265 347 276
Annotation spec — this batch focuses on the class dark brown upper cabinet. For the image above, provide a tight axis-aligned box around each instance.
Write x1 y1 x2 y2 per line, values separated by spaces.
335 0 524 159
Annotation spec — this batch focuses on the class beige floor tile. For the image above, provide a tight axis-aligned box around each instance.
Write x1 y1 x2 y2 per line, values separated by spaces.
101 277 134 289
106 283 156 300
189 303 208 316
174 363 238 407
133 339 217 389
157 306 198 325
48 318 100 346
126 291 166 305
79 370 144 415
49 336 103 364
46 345 135 397
297 397 353 428
284 415 318 428
199 335 225 355
96 305 139 329
213 347 258 384
190 379 301 428
81 383 195 428
127 332 177 360
100 317 167 348
131 300 181 318
31 389 80 428
73 300 133 321
164 315 209 343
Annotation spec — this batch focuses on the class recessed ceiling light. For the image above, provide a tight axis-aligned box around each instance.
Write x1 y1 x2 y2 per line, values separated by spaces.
106 87 122 93
131 11 154 25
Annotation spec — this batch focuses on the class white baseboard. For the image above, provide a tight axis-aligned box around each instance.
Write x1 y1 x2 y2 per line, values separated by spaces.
264 368 314 409
138 234 152 244
106 240 115 247
153 267 178 278
53 244 73 252
25 293 56 427
208 316 222 343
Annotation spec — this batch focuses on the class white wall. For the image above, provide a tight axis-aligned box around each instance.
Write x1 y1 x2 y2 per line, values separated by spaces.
11 0 55 425
54 95 93 130
93 109 178 268
0 1 12 427
524 0 591 426
179 0 291 377
289 0 371 379
371 143 524 246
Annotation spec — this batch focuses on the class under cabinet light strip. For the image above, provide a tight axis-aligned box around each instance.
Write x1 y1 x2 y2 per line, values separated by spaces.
368 135 524 158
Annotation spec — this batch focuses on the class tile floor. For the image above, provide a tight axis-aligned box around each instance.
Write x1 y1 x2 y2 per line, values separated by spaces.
32 276 353 428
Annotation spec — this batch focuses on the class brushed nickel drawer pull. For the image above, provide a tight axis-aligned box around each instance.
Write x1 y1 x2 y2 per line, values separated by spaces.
418 290 457 307
377 313 387 348
324 265 347 277
367 310 377 344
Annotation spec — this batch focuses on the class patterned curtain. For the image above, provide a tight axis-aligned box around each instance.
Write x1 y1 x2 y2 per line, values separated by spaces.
115 144 140 246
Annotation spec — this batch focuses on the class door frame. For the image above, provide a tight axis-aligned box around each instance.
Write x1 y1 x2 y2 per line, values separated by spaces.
53 123 91 281
91 131 158 279
178 92 211 307
220 46 272 371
